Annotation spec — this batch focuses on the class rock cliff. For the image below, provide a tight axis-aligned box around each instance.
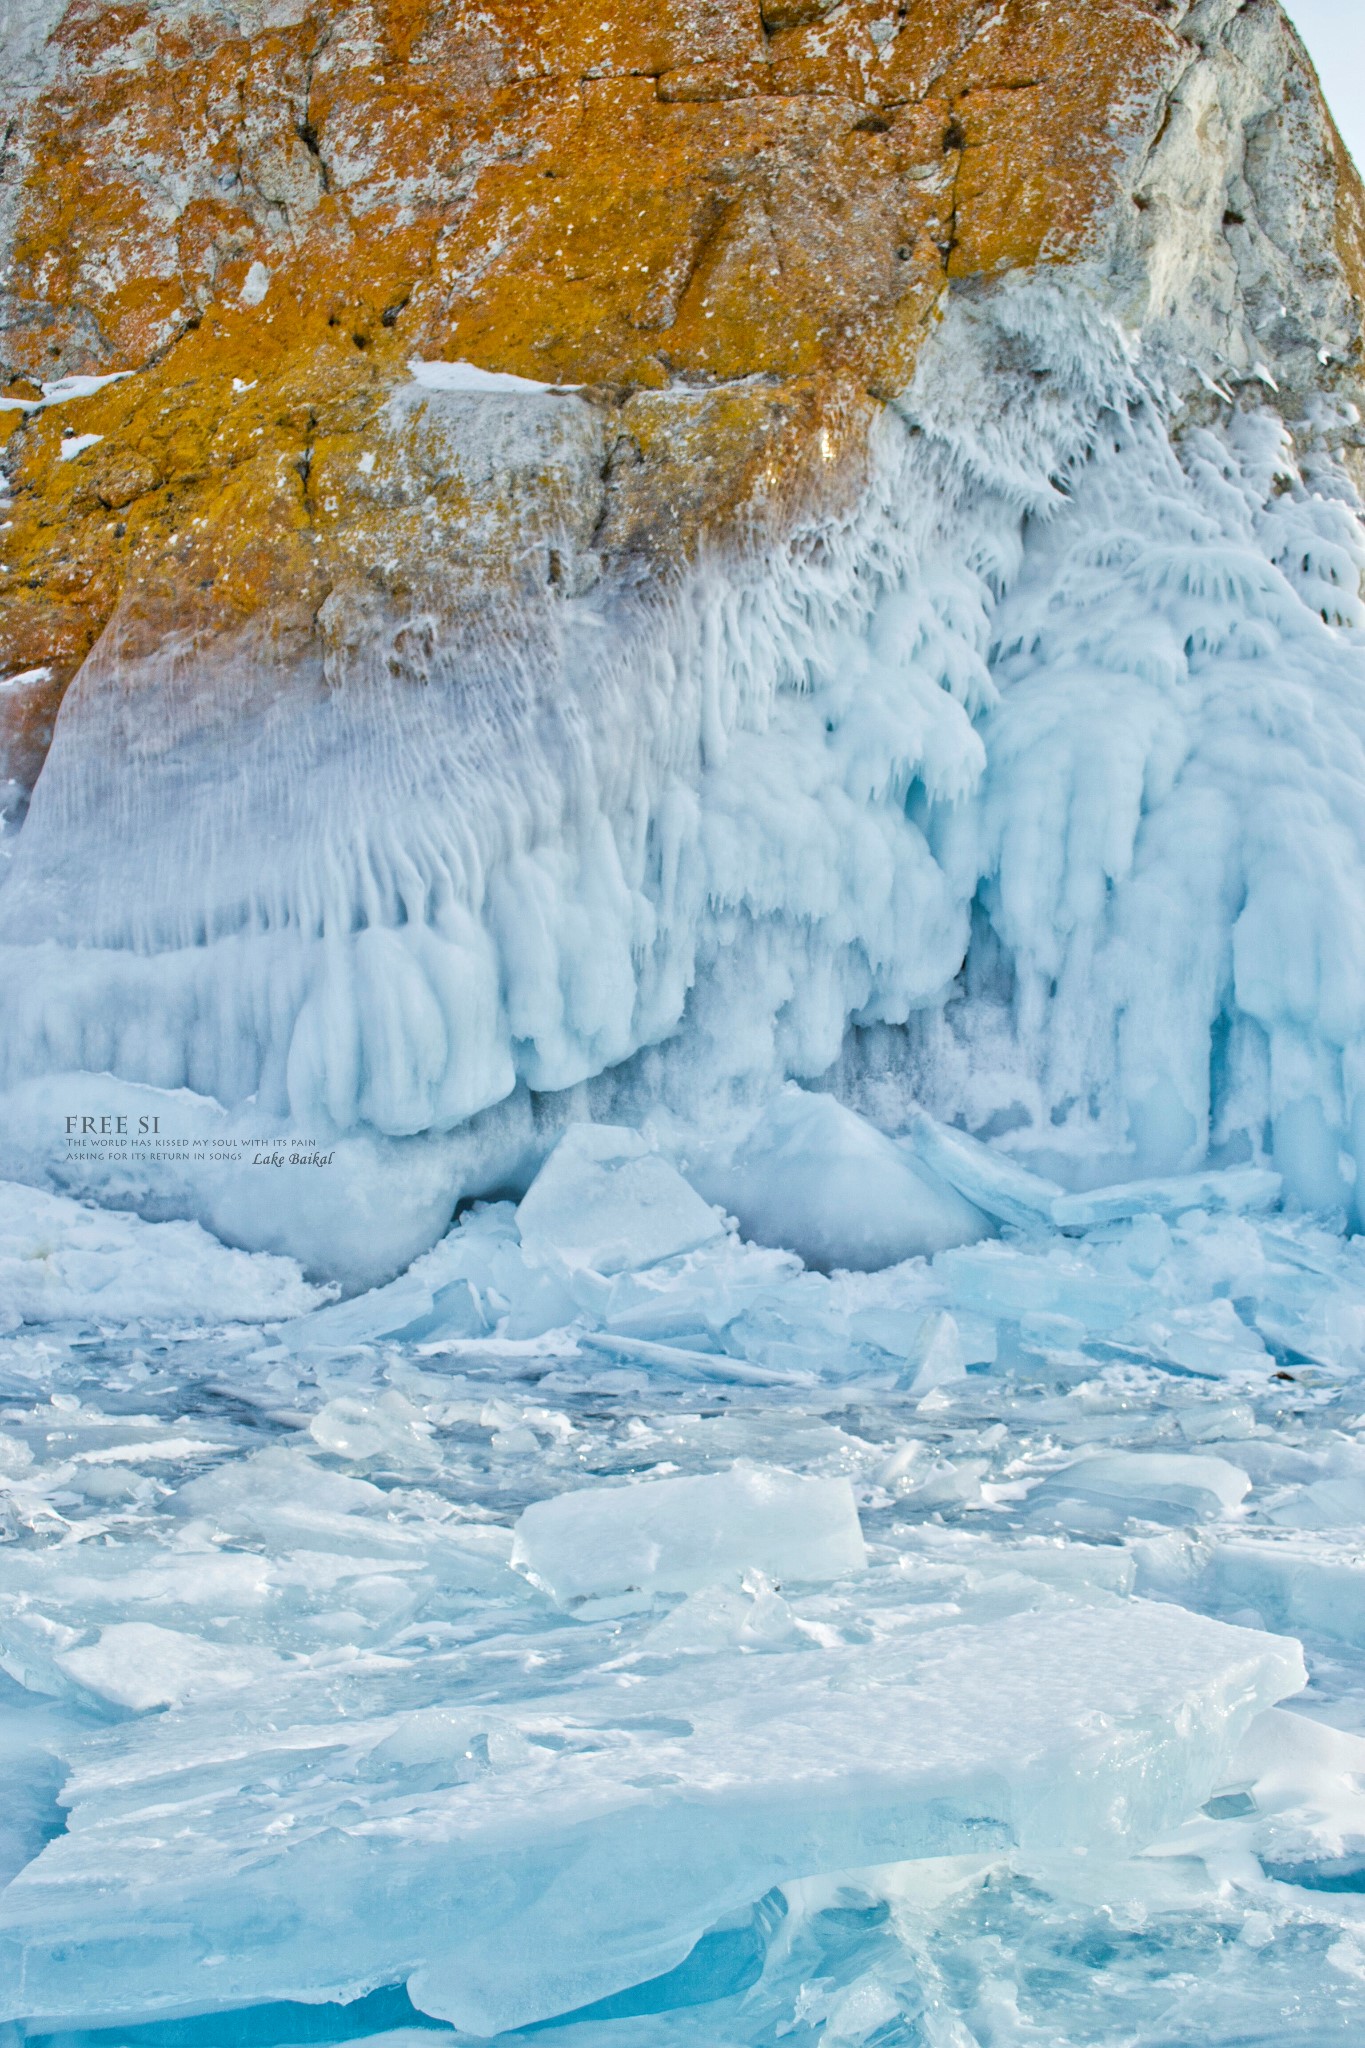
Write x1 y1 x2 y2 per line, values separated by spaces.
2 0 1360 804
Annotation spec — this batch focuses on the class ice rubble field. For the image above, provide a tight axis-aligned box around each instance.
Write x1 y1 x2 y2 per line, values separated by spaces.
4 1119 1365 2047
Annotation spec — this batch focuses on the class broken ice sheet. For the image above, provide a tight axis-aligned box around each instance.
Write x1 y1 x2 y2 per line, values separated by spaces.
0 1601 1303 2036
689 1087 991 1272
1 1154 1364 2045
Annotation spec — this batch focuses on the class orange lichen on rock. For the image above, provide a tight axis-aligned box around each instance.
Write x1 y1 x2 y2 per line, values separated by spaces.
0 0 1340 791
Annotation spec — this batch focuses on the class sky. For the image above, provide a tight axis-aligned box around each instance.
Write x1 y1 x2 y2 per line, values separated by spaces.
1281 0 1364 169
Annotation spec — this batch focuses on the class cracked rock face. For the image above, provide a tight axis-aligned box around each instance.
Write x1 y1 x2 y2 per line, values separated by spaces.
0 0 1362 807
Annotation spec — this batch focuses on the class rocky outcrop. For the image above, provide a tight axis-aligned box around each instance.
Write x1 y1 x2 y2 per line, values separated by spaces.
3 0 1361 810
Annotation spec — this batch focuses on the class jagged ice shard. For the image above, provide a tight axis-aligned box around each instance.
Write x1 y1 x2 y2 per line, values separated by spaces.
4 0 1365 2041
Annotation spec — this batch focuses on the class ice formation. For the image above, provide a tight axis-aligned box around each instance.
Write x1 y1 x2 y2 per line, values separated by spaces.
690 1087 991 1272
0 1180 326 1329
6 267 1365 1278
2 1 1365 2039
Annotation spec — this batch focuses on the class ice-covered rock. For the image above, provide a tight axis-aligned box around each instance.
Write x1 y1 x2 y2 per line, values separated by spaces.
510 1462 868 1608
0 3 1361 1305
1 3 1364 2039
0 1076 489 1291
694 1089 990 1274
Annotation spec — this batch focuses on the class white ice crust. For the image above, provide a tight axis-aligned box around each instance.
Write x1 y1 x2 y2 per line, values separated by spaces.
406 356 578 396
0 1177 324 1328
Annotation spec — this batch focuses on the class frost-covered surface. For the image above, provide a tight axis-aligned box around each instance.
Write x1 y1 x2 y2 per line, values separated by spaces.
3 1137 1365 2044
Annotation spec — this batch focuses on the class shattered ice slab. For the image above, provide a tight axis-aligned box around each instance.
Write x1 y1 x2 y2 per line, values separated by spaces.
899 1112 1283 1237
1205 1534 1365 1649
1218 1708 1365 1889
1050 1165 1283 1230
2 1155 1364 2045
0 1603 1304 2037
278 1198 583 1350
274 1225 493 1352
899 1108 1061 1232
904 1308 968 1394
1029 1451 1251 1529
1136 1701 1365 1951
516 1123 726 1276
1261 1440 1365 1530
933 1236 1154 1331
1126 1297 1272 1378
509 1461 868 1607
54 1620 285 1712
694 1087 990 1272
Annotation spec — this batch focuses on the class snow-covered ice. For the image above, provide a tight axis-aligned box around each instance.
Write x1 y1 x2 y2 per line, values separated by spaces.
0 1178 325 1329
406 357 580 396
0 371 131 414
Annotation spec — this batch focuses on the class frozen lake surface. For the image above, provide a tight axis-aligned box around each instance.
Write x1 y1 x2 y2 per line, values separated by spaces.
2 1132 1364 2046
